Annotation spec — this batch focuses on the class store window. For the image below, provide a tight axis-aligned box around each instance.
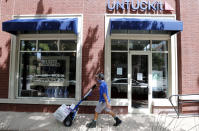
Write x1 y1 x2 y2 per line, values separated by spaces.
111 39 128 99
152 40 168 98
18 39 76 98
110 39 169 99
129 40 150 51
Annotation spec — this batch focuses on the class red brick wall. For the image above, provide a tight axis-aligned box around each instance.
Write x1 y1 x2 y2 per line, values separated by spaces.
178 0 199 94
0 16 11 98
176 0 199 113
81 0 106 99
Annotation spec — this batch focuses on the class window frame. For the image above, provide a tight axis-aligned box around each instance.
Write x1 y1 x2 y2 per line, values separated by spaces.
17 35 77 99
8 15 83 105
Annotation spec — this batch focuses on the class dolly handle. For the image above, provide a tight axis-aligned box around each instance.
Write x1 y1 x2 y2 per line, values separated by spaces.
82 84 96 100
92 84 97 89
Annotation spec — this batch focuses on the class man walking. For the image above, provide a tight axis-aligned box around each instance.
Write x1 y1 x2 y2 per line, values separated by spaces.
86 73 122 128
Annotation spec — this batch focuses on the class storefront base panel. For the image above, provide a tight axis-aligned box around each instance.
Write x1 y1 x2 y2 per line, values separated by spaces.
152 106 176 114
0 104 128 114
0 104 59 113
153 105 199 116
181 103 199 114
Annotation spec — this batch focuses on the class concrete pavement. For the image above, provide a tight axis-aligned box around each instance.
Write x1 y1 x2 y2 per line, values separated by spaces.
0 111 199 131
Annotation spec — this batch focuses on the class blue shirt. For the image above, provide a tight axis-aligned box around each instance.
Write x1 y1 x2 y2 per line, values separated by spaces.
98 80 110 103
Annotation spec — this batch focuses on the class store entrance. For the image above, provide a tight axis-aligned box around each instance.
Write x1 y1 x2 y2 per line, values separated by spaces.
129 53 151 113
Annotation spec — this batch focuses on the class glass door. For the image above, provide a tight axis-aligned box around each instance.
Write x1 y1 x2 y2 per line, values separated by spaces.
129 53 151 113
131 55 148 108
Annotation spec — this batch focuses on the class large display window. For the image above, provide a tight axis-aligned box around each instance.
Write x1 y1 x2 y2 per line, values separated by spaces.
152 40 168 98
111 39 128 99
18 39 77 98
110 39 169 100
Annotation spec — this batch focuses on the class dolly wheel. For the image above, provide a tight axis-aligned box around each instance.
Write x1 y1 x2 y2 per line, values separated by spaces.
63 115 73 127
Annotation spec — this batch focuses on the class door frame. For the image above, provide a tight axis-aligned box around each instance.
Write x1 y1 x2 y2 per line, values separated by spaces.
128 51 152 114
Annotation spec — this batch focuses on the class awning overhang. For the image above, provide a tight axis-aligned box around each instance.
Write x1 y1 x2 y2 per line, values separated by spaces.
2 18 78 34
110 18 183 35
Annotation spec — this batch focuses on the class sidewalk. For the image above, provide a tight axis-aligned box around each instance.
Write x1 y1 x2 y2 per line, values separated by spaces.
0 111 199 131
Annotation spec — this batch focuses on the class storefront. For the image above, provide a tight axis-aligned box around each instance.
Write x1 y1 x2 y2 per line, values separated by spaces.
104 14 182 113
2 0 197 114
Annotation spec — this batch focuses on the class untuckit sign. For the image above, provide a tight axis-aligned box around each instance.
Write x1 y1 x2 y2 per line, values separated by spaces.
107 0 174 11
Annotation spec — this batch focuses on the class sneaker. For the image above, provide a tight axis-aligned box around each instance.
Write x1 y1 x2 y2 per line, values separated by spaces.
113 117 122 126
86 120 96 128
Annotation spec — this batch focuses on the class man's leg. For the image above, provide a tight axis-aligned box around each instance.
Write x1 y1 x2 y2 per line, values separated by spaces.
107 110 116 117
105 108 122 126
86 102 103 128
86 113 97 128
94 111 99 121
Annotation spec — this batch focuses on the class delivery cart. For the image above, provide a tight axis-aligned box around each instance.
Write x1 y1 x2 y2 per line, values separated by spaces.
53 84 96 127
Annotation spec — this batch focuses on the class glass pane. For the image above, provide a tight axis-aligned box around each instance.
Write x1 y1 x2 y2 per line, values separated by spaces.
20 40 36 51
152 53 168 98
111 52 128 99
129 40 150 51
152 40 168 51
38 40 58 51
18 52 76 98
111 29 128 34
38 30 61 34
60 40 77 51
112 30 169 34
131 55 148 108
150 31 170 34
19 30 74 34
111 39 128 51
128 30 150 34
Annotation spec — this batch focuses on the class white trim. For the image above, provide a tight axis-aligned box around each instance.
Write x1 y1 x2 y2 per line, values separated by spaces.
13 14 83 19
5 14 83 104
8 35 17 99
0 99 99 105
105 15 112 98
180 95 199 101
111 99 129 106
76 15 83 101
0 98 127 106
19 34 77 39
105 14 178 113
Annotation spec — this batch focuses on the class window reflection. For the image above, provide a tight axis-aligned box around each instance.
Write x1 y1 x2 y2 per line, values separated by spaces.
111 39 128 51
19 39 76 98
60 40 77 51
152 53 168 98
152 40 168 51
38 40 58 51
110 39 169 99
129 40 150 51
111 52 128 99
20 40 36 51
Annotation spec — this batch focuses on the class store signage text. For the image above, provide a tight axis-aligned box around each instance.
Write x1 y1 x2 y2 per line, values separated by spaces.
39 60 60 67
107 0 165 11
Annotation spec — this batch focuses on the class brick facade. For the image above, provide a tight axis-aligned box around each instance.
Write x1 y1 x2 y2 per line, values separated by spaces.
0 0 198 113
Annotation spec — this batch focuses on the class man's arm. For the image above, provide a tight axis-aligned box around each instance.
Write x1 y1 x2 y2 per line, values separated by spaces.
103 93 111 109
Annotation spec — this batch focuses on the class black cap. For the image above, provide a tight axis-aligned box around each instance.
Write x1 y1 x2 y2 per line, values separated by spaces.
96 73 104 79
